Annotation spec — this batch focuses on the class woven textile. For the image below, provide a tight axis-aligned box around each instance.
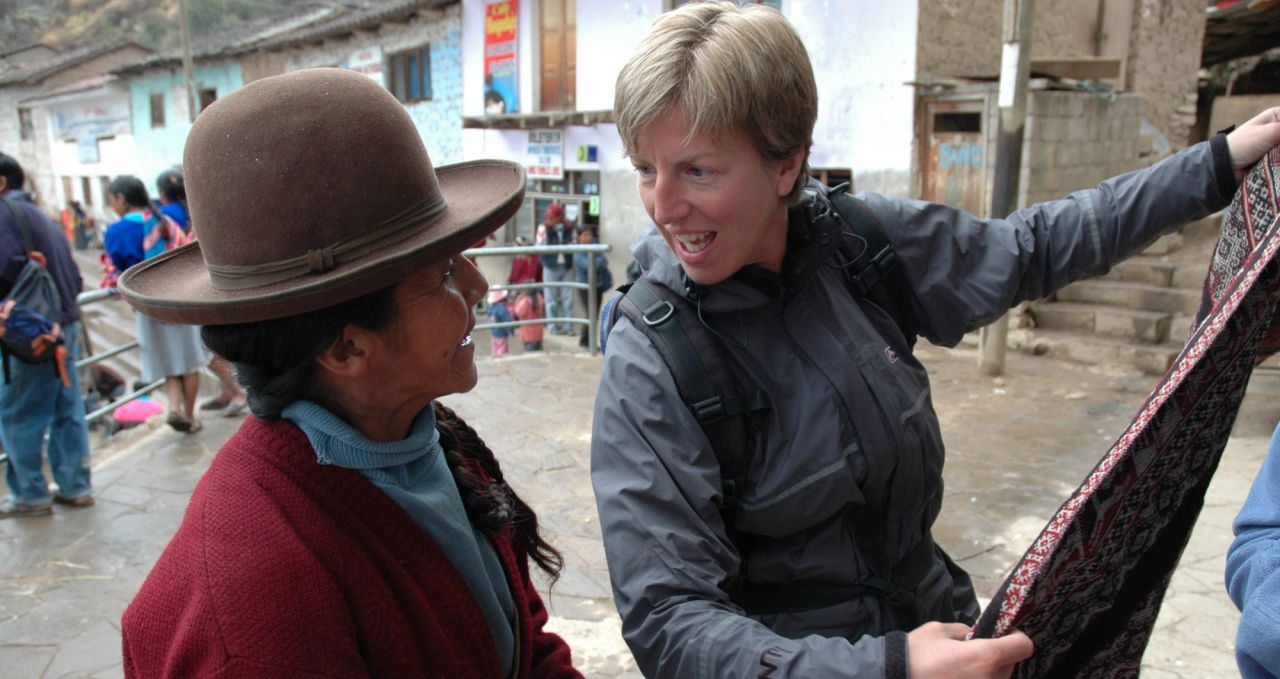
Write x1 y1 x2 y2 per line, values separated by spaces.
970 147 1280 677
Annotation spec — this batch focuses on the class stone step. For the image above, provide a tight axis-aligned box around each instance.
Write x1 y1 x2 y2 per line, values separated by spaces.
1012 328 1182 376
1055 280 1201 315
1101 256 1178 288
1141 231 1184 256
1033 301 1173 343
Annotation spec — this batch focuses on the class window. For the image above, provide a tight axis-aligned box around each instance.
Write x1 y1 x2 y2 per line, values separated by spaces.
18 108 33 141
98 176 110 206
150 92 166 128
810 167 854 192
80 177 93 207
386 45 432 103
539 0 576 111
198 88 218 112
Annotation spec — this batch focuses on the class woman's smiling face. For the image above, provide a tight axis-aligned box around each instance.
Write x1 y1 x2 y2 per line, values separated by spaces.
631 105 802 285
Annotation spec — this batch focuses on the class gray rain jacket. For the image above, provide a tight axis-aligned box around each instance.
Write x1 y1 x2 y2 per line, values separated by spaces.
591 140 1236 679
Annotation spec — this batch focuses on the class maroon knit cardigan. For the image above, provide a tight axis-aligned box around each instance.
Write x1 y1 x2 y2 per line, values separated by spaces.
122 416 581 678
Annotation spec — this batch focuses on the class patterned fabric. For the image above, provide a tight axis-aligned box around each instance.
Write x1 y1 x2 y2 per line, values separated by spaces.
971 147 1280 677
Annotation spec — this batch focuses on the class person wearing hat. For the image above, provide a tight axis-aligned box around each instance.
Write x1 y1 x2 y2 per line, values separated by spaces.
488 288 513 357
119 69 581 678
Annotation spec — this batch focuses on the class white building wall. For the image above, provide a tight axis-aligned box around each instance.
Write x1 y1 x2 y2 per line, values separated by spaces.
787 0 918 196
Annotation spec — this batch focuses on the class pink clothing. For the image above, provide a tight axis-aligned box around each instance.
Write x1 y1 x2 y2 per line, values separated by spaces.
514 294 545 343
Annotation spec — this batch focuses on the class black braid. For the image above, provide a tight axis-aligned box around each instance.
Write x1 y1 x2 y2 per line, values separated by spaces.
433 402 564 581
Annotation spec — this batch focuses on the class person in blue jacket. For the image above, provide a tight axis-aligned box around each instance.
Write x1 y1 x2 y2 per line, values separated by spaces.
1226 423 1280 678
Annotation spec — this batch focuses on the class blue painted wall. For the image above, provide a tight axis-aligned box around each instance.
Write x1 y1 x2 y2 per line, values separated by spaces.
128 63 245 191
405 26 463 165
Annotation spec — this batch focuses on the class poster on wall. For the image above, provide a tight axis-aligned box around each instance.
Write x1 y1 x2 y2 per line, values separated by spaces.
484 0 519 114
342 46 385 87
527 129 563 180
53 100 130 143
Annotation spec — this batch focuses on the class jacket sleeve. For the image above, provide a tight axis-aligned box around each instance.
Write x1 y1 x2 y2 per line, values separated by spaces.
591 317 904 679
861 139 1236 347
1225 424 1280 678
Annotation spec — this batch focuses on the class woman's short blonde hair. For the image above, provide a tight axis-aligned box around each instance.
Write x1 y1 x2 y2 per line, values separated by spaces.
614 1 818 204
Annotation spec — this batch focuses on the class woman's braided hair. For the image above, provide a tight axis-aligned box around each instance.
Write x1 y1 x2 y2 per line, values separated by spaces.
201 285 563 580
434 402 563 579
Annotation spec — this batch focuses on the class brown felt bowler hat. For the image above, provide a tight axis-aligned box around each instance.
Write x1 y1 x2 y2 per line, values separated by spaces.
119 68 525 325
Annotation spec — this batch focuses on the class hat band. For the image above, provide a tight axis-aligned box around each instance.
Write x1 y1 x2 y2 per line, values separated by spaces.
206 194 448 291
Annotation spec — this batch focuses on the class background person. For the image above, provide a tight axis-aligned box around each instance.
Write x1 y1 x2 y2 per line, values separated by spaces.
537 203 575 335
573 225 610 349
1226 421 1280 678
155 168 247 417
104 176 205 434
513 288 545 352
118 68 580 678
590 3 1280 678
0 152 93 518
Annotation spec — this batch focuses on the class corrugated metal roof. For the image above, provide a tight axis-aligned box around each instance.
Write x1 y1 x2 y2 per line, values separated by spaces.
110 2 350 74
0 39 149 86
254 0 456 51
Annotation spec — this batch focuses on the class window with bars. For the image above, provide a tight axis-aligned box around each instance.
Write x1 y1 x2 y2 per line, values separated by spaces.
386 45 432 103
150 93 165 128
198 88 218 112
18 109 33 141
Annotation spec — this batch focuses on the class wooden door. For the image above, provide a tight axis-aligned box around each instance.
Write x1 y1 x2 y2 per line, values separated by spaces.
539 0 576 111
921 101 987 216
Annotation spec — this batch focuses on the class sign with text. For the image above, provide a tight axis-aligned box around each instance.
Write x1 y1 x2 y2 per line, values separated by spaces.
342 46 385 87
527 129 563 180
52 100 129 143
484 0 519 114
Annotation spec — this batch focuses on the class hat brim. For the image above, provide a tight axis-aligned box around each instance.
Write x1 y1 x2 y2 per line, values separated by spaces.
119 160 525 326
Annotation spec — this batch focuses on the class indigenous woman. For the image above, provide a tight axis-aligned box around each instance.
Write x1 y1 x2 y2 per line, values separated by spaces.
104 176 204 432
119 69 580 678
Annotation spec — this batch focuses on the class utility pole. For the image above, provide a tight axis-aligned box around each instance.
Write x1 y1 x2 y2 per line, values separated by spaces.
978 0 1035 376
179 0 198 123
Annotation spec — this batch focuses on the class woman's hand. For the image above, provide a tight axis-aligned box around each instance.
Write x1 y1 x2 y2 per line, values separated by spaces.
906 622 1034 679
1227 107 1280 182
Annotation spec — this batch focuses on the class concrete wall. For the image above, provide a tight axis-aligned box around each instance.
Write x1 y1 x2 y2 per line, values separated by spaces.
917 0 1133 82
917 0 1198 151
238 50 290 84
1209 94 1280 137
1124 0 1205 151
127 63 246 188
0 84 54 206
1020 91 1142 207
281 4 464 165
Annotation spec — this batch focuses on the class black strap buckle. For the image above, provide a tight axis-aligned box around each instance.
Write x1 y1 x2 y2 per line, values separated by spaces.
641 300 675 326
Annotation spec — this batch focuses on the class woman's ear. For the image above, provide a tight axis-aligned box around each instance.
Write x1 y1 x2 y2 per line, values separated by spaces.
314 326 372 379
774 147 805 197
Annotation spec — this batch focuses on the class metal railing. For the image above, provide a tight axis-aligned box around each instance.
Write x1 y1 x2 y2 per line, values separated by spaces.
75 289 165 426
467 243 612 356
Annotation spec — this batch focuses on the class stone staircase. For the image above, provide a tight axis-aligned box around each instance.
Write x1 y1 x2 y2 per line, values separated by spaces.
1014 213 1280 435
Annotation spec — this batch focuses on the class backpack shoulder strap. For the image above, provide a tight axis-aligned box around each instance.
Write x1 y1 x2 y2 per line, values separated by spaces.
611 277 769 510
829 189 918 348
1 196 36 255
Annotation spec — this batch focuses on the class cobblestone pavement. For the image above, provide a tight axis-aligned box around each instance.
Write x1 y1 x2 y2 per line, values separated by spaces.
0 334 1266 677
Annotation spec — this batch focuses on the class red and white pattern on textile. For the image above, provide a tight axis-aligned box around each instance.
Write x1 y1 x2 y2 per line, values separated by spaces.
970 147 1280 677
